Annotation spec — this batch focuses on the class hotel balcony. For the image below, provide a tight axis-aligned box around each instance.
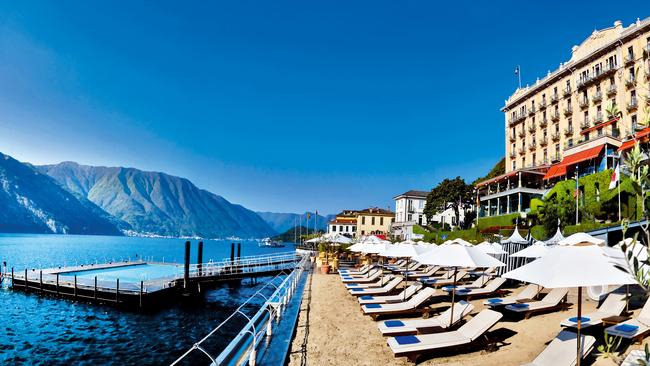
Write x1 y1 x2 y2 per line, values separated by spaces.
508 113 526 126
550 93 559 104
528 107 536 116
552 153 561 163
551 132 560 142
592 113 604 126
607 84 617 96
626 75 637 89
540 158 550 166
563 86 572 97
579 97 589 109
509 134 516 142
576 64 617 89
509 150 517 159
591 91 603 104
627 97 639 111
518 147 526 155
539 136 548 146
528 142 537 151
527 123 536 133
539 118 548 128
518 129 526 138
564 127 574 136
550 110 560 122
580 119 590 130
624 52 635 65
539 99 547 110
563 106 573 116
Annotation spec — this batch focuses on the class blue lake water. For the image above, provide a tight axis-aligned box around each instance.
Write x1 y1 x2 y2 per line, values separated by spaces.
60 263 182 283
0 233 294 365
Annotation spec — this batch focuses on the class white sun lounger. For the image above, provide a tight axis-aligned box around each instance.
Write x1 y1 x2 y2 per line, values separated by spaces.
522 331 596 366
386 309 503 364
341 269 381 283
604 297 650 342
454 278 507 300
349 276 403 296
339 265 377 279
359 283 423 305
442 275 491 292
483 283 542 307
403 266 442 279
362 287 437 320
560 292 627 329
378 301 475 336
339 264 370 275
345 274 393 289
421 270 468 287
505 288 569 319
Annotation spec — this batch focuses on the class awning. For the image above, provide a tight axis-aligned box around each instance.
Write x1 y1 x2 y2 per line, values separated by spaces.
543 145 604 180
618 127 650 152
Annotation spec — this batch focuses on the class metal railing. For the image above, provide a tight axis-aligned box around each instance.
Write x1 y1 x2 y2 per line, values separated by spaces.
170 254 310 366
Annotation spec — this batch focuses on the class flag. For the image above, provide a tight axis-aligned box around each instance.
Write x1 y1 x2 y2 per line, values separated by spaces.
307 213 311 220
514 65 520 76
609 163 620 190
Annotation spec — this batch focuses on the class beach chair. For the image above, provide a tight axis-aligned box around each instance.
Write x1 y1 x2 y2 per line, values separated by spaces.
378 301 475 336
402 266 441 279
421 270 468 288
339 264 370 275
349 277 403 296
345 274 393 289
505 288 569 319
604 297 650 343
522 331 596 366
384 259 407 270
560 292 627 329
341 268 381 283
339 265 377 278
453 278 507 301
442 274 490 292
391 262 424 274
386 309 503 364
362 287 437 321
359 283 423 305
483 283 542 307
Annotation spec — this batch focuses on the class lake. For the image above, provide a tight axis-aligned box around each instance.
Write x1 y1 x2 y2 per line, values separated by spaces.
0 233 293 365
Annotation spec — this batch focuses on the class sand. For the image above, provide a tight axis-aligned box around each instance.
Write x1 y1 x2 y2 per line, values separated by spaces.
288 267 650 366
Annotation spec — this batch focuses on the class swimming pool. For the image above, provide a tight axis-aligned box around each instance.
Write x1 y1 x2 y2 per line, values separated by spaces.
58 263 182 283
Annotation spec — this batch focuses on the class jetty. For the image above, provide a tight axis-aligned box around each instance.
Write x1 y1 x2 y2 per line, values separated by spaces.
1 241 304 309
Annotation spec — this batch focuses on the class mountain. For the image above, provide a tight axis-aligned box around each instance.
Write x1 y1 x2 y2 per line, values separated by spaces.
256 211 333 233
271 225 324 243
38 162 276 239
0 152 123 235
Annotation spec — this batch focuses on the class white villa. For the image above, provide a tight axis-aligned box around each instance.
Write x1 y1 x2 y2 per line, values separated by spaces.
392 189 467 239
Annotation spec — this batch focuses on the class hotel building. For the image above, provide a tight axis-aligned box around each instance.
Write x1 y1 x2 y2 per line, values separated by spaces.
478 18 650 218
327 208 395 238
392 190 466 239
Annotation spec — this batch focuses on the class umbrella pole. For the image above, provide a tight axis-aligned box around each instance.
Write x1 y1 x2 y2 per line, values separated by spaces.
626 284 630 313
450 267 457 328
404 257 409 301
576 286 582 366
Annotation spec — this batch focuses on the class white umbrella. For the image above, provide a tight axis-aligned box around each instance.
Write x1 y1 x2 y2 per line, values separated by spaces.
511 241 549 258
413 243 505 326
503 228 528 244
327 233 353 244
305 236 324 244
545 227 566 245
558 232 605 246
358 235 391 245
476 241 508 255
347 242 365 252
381 243 427 300
503 243 636 366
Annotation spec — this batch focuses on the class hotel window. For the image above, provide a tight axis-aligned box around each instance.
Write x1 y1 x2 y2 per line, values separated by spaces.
332 225 337 232
568 117 573 130
627 46 634 60
629 67 635 79
380 217 384 225
632 115 638 131
345 226 349 232
543 149 548 161
597 128 603 137
361 217 365 225
512 160 517 170
565 80 570 90
371 217 375 225
555 144 560 157
339 225 343 232
568 138 573 148
567 99 572 109
522 157 526 167
609 76 615 86
532 153 536 165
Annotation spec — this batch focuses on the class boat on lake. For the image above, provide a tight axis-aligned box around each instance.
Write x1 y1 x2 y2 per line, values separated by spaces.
259 238 285 247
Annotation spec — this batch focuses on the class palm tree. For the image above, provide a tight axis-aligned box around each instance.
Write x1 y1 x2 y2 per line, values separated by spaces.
606 102 622 120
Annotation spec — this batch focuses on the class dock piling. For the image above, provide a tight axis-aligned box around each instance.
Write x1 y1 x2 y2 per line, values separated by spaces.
24 269 27 292
39 271 43 293
56 273 59 295
74 275 77 299
11 267 14 288
184 241 190 289
116 278 120 303
94 276 97 300
197 241 203 277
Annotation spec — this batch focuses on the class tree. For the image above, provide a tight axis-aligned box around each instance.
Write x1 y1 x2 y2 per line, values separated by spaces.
424 177 474 229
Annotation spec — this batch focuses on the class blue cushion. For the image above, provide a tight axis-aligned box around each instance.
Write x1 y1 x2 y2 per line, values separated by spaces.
487 298 503 303
511 303 529 308
384 320 405 328
394 335 420 345
360 295 374 300
615 324 639 332
365 304 382 309
442 286 456 291
568 316 590 323
351 288 364 292
457 288 471 293
347 283 358 286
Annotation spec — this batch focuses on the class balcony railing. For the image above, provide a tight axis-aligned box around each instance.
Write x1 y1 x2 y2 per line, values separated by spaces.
580 119 590 130
539 118 548 128
509 151 517 159
592 91 603 104
528 142 537 151
563 106 573 116
550 110 560 122
518 129 526 138
518 147 526 155
540 136 548 146
508 113 526 125
539 99 547 109
527 123 536 133
576 64 618 89
528 107 536 116
579 97 589 109
563 86 572 97
607 84 617 96
626 75 637 89
564 127 574 136
550 93 559 104
592 113 604 126
509 134 516 142
627 97 638 111
552 153 561 162
551 132 560 142
624 52 635 64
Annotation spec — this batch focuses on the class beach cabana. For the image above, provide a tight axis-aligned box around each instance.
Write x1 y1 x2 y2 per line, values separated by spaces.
503 243 637 366
500 228 529 274
557 232 605 246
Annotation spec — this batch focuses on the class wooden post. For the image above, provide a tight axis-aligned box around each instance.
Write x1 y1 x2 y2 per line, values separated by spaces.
94 276 97 300
74 275 77 299
139 281 144 308
56 273 59 295
197 241 204 277
39 271 43 293
116 278 120 303
184 241 190 289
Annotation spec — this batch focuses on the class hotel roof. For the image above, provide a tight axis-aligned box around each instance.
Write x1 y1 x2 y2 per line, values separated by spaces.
393 190 429 200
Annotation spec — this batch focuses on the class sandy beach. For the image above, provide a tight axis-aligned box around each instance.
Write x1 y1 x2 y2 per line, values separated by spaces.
288 268 649 366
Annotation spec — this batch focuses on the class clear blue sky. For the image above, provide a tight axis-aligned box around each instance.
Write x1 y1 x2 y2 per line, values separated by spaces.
0 1 646 214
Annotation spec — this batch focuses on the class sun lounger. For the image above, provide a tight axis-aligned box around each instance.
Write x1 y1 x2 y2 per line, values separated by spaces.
389 262 424 274
362 287 437 320
420 270 468 287
402 266 441 279
386 309 503 363
349 277 403 296
505 288 569 319
483 283 542 307
604 297 650 343
341 269 381 283
560 293 627 329
442 275 490 292
345 274 393 289
378 301 475 336
339 265 377 278
522 331 596 366
384 259 407 269
339 264 370 275
453 278 507 300
359 283 423 305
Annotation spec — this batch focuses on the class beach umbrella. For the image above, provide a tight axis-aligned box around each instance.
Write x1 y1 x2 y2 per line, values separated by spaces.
558 232 605 246
413 243 505 326
511 241 549 258
476 241 508 255
305 236 324 244
380 243 427 300
327 233 353 244
502 228 528 244
545 227 566 245
502 243 636 366
347 242 365 252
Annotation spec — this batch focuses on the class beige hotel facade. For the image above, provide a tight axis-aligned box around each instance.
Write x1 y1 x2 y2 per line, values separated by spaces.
477 18 650 218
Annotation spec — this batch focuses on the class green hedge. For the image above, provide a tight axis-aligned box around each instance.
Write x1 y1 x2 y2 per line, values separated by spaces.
414 225 483 244
477 213 520 230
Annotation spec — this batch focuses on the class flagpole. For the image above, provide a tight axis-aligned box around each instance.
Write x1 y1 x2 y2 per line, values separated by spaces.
618 182 622 222
575 165 579 225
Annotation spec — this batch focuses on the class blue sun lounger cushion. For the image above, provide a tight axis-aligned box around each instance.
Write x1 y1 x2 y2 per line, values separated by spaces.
365 304 382 309
568 317 590 323
615 324 639 333
360 295 374 300
351 288 364 291
394 335 421 345
384 320 405 328
347 283 358 286
487 298 503 304
511 303 529 308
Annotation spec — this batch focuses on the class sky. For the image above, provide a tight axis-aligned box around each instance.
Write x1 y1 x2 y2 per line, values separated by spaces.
0 1 647 215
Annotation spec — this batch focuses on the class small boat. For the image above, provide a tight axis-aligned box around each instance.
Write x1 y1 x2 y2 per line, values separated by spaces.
259 238 285 248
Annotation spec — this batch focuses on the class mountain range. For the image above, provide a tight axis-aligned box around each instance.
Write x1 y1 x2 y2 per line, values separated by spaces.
255 211 334 233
